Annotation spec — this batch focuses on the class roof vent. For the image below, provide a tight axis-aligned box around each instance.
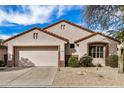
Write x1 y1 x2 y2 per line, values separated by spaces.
61 24 65 30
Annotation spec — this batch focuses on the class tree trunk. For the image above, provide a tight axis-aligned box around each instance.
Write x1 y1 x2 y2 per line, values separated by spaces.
118 48 124 73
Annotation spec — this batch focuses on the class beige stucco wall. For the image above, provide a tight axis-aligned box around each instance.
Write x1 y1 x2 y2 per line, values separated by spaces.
4 29 66 62
45 21 119 65
65 43 78 56
0 48 7 61
3 21 119 66
76 34 119 66
46 22 92 43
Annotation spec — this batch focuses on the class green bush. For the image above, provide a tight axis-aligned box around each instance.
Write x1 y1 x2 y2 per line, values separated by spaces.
0 60 5 67
68 56 79 67
79 54 93 67
96 63 102 67
108 55 118 68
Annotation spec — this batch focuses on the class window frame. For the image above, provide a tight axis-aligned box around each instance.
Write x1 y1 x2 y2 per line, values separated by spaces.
70 43 75 48
89 45 104 58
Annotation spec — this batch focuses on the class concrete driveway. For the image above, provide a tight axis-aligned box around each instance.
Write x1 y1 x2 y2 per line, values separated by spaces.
0 66 57 87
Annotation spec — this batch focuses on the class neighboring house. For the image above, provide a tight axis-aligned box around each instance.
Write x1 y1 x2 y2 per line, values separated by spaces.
2 20 120 67
0 46 7 63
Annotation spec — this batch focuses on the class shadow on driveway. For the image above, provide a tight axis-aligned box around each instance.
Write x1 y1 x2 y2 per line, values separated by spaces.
0 66 57 87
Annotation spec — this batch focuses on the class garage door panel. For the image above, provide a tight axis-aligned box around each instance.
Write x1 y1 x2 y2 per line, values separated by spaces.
15 46 58 66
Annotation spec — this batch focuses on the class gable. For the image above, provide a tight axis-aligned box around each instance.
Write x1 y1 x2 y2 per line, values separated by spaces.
75 33 120 44
43 20 94 42
3 27 69 45
4 29 68 46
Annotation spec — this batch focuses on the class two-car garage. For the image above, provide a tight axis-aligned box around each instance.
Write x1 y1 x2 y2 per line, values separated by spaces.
14 46 59 66
3 27 68 67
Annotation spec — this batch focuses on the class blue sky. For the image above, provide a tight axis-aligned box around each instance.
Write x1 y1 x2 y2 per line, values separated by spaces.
0 5 88 39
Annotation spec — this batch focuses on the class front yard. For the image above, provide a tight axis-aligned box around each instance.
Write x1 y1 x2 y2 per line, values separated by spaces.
53 67 124 87
1 66 124 87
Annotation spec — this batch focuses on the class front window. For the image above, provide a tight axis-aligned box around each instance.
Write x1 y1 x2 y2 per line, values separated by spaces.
89 46 104 58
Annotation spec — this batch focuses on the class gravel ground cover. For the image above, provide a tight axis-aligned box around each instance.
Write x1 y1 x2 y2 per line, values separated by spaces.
53 67 124 87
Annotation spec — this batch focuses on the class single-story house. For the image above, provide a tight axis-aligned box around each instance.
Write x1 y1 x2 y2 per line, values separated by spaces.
2 20 120 67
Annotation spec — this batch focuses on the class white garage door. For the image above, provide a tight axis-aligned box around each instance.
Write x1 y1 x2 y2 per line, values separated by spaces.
14 46 58 66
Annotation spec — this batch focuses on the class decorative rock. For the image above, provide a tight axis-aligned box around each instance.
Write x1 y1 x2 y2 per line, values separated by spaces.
96 67 99 71
0 67 6 70
98 74 104 78
77 71 86 75
57 67 61 71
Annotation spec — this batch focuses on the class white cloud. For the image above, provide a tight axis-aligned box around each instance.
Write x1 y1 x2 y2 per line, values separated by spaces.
0 5 83 39
57 5 82 18
0 34 11 39
57 6 65 18
0 5 57 26
0 32 18 39
0 5 82 26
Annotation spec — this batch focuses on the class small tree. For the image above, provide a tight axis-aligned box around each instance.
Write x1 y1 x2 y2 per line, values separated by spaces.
118 44 124 73
108 55 118 68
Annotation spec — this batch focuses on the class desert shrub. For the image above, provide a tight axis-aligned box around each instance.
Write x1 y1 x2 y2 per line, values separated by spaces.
68 56 79 67
108 55 118 68
96 63 102 67
0 60 5 67
79 54 93 67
